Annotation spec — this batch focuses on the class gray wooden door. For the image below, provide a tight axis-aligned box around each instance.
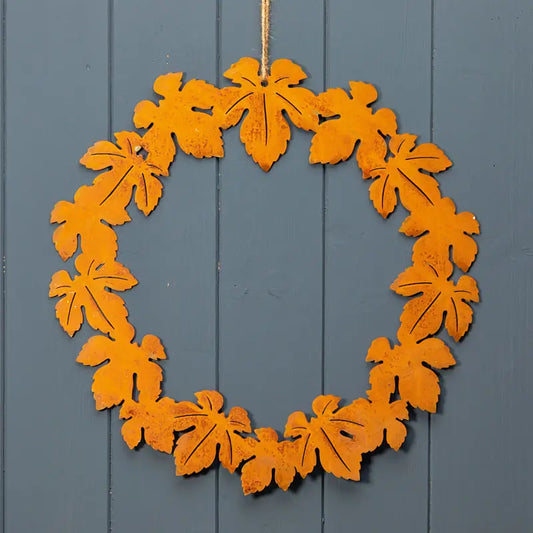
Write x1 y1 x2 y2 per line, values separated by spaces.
1 1 532 532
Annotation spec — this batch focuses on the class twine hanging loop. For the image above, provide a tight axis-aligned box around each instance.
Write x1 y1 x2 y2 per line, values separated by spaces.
261 0 271 81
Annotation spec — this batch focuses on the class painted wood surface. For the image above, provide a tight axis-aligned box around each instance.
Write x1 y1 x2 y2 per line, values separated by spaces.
1 1 532 531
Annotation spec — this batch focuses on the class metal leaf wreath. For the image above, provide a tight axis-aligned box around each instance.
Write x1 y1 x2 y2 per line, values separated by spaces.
49 56 479 495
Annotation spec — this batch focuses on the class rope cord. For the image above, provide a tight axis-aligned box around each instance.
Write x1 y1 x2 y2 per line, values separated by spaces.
261 0 271 81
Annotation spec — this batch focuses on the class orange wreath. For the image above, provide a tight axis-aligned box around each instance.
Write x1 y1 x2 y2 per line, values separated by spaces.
49 57 479 495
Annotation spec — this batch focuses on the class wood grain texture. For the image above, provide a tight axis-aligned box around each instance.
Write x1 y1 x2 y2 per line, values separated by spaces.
110 1 218 532
3 1 109 531
430 2 533 531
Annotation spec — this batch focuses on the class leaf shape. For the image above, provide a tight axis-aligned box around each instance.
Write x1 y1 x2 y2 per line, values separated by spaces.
50 182 128 262
77 334 166 410
367 337 456 412
216 57 319 171
391 260 479 342
134 73 223 170
400 197 480 272
349 397 409 452
284 395 364 481
310 81 397 176
49 254 137 337
173 390 251 475
120 397 182 454
240 429 298 495
80 131 166 216
368 134 452 218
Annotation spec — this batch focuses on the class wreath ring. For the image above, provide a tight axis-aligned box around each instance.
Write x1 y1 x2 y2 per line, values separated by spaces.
49 57 479 495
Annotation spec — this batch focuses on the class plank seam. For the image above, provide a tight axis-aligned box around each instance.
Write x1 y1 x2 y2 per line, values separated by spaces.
0 0 6 529
215 1 221 532
321 1 328 532
427 2 435 532
107 1 114 531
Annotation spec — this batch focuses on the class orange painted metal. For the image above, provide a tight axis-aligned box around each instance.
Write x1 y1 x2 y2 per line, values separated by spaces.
172 391 252 476
81 131 167 215
391 260 479 342
49 58 480 495
310 81 397 176
77 333 166 410
50 254 136 338
217 57 319 171
368 133 452 218
241 428 298 494
134 73 223 169
284 395 408 482
400 196 480 272
367 337 456 413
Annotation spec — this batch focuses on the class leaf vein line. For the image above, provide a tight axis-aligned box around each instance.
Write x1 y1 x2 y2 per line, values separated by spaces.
263 93 268 145
397 168 434 205
66 293 76 326
226 430 233 465
426 263 439 277
320 428 350 472
451 297 459 331
381 174 390 210
409 292 441 334
329 418 364 427
301 434 311 467
184 424 217 464
85 286 114 330
141 172 148 207
241 77 256 87
405 156 440 161
93 276 129 281
224 92 253 115
99 165 134 206
275 92 302 115
90 152 126 159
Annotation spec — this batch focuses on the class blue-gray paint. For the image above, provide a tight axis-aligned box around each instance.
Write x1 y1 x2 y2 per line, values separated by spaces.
1 1 532 532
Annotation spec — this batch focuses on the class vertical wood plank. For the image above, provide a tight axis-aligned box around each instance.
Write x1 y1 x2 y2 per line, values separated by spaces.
3 1 109 531
0 0 5 528
217 1 323 531
2 2 532 531
110 1 217 532
431 2 533 531
323 1 431 531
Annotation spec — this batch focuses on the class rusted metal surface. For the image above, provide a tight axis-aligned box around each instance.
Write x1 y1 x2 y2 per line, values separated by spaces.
49 57 479 495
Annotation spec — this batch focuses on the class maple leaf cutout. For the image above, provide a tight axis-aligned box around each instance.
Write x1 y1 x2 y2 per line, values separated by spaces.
367 337 456 413
368 134 452 218
310 81 397 176
284 395 365 481
50 182 129 262
173 390 251 475
216 57 319 171
391 260 479 342
240 429 298 495
49 254 137 337
349 397 409 452
80 131 166 216
134 73 223 170
120 398 182 454
400 196 480 272
77 334 166 410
